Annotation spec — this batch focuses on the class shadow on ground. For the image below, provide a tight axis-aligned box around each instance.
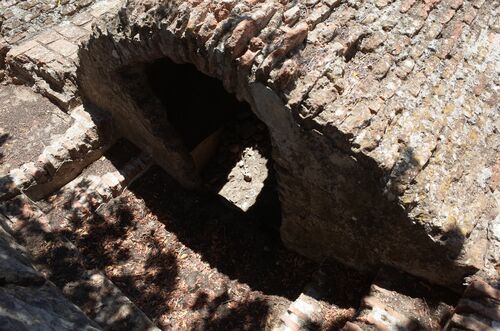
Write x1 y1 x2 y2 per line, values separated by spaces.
0 154 374 330
0 133 10 168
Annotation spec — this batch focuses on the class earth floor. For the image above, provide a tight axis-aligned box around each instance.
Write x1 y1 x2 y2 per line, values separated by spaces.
12 161 374 330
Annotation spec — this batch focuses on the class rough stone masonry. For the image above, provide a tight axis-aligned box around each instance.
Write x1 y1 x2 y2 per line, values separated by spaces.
75 0 499 290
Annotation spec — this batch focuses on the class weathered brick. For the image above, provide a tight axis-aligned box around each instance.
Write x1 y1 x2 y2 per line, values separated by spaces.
47 38 79 57
54 23 88 41
71 11 93 26
400 0 416 13
35 29 63 45
8 39 39 57
24 44 57 64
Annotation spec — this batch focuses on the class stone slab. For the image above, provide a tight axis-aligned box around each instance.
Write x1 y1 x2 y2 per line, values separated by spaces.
0 85 73 177
0 214 45 286
348 268 457 330
0 282 101 331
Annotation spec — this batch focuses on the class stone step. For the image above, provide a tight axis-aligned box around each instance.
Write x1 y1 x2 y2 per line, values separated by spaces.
273 267 352 331
276 293 325 331
343 267 458 331
2 0 125 110
0 148 157 331
0 105 113 202
444 278 500 331
0 213 102 331
47 148 152 218
0 84 73 177
0 281 103 331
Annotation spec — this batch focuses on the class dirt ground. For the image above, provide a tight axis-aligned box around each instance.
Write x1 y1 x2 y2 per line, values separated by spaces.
9 159 374 330
4 111 373 330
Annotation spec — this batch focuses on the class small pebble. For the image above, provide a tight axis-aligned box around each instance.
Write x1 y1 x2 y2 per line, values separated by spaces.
243 173 252 182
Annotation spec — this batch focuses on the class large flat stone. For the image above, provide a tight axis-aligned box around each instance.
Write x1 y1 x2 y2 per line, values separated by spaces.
0 282 101 331
0 213 100 331
0 216 45 286
0 85 72 176
347 268 457 330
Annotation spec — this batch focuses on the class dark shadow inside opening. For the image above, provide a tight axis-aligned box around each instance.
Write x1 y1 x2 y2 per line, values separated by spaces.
126 58 374 309
143 58 282 230
145 58 242 151
0 58 379 330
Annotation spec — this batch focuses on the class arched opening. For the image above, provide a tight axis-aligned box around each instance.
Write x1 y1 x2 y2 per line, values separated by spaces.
74 52 375 330
145 58 236 153
121 57 282 229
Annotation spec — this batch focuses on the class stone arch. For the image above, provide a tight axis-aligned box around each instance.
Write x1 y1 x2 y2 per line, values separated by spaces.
76 5 289 188
75 0 490 290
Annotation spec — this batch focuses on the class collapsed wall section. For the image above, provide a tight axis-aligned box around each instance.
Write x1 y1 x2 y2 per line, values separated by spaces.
77 0 499 289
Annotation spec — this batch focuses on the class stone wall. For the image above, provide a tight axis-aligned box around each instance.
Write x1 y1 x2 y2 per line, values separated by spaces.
77 0 499 289
0 0 95 45
1 0 124 108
